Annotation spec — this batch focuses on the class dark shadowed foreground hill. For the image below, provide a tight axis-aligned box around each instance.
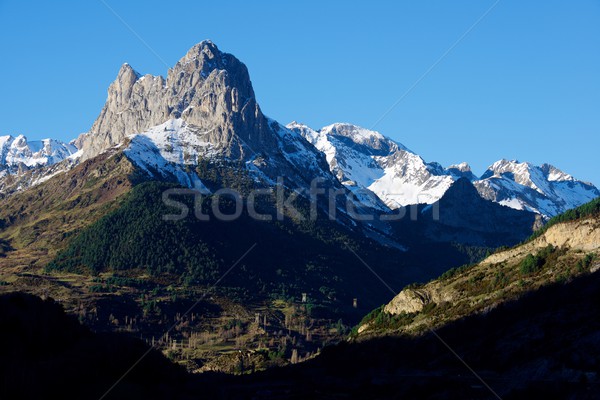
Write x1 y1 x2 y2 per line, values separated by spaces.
0 293 188 400
3 268 600 399
203 271 600 399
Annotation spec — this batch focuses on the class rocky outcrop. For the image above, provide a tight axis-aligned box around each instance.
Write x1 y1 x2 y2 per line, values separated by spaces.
483 216 600 266
359 209 600 337
82 40 276 162
384 289 432 314
382 284 457 316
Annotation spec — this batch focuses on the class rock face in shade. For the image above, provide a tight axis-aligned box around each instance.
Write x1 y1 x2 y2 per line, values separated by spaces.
425 177 541 243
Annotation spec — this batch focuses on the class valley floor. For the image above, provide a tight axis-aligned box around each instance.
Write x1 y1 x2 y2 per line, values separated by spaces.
2 269 600 399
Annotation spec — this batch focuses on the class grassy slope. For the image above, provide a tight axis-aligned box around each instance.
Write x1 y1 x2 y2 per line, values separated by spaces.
0 155 412 374
0 152 137 271
358 197 600 336
0 150 566 377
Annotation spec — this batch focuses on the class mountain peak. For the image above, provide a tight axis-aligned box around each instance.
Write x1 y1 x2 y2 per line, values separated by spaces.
13 134 28 147
287 121 309 129
474 159 600 217
170 40 251 90
82 40 261 160
448 162 472 172
0 135 14 145
176 40 223 68
441 176 480 200
447 162 476 181
482 159 532 180
321 123 385 142
117 62 141 81
182 39 220 60
76 40 338 192
540 163 573 182
319 123 411 155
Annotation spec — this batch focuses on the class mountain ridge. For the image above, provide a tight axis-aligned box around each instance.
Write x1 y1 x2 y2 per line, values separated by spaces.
0 40 596 220
288 121 599 217
358 197 600 336
0 134 78 173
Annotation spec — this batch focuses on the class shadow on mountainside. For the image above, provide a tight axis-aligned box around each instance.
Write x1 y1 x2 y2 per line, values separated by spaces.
2 270 600 399
0 292 188 400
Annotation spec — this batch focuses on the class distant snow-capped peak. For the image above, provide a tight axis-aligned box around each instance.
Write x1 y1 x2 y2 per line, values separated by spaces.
0 134 77 169
287 122 454 209
289 122 599 218
480 159 578 197
320 123 409 153
446 162 477 180
475 159 599 217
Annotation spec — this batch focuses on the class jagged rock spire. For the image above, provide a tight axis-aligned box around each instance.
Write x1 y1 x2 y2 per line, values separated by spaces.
81 40 274 161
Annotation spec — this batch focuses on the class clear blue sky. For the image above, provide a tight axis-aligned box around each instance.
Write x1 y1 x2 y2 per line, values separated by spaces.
1 0 598 185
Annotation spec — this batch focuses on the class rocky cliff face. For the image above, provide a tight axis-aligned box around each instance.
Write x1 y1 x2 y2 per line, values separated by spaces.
483 217 600 265
81 41 335 189
83 40 276 161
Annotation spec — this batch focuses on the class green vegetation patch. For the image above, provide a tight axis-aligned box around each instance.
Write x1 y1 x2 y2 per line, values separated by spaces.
528 197 600 242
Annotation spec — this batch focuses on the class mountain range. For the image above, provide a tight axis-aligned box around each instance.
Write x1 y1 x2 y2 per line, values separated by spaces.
1 40 596 295
288 122 598 217
1 40 597 220
0 135 77 175
1 40 599 395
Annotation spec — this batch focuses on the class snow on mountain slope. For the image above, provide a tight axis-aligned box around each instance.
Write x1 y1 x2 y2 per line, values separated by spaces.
289 122 599 218
123 118 338 193
475 160 600 217
122 119 211 190
0 135 80 193
288 122 455 209
288 122 389 210
0 135 77 169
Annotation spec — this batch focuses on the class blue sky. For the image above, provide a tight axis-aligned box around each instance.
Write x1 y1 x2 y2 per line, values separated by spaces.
1 0 598 185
